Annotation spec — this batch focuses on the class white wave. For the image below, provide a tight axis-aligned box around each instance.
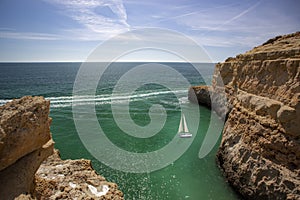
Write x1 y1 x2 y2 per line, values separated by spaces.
0 99 11 106
179 97 189 104
0 89 188 108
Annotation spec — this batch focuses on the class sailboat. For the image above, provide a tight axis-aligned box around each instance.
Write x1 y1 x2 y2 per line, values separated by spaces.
178 113 192 138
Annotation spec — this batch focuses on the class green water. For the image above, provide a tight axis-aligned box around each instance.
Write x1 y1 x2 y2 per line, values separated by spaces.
0 62 241 199
50 99 240 200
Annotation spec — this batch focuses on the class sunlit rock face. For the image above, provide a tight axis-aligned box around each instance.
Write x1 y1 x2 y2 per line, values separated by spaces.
34 150 124 200
0 96 54 200
0 96 124 200
191 32 300 199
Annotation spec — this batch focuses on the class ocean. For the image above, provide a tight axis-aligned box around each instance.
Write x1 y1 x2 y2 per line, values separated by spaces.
0 62 240 200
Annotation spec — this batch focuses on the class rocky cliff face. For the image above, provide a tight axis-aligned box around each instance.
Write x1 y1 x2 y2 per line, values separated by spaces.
0 96 123 200
190 32 300 199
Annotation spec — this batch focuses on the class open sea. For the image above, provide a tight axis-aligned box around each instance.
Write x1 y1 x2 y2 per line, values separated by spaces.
0 62 241 200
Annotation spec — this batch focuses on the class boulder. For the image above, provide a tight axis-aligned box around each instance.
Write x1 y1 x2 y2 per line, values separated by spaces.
0 96 52 170
0 96 54 200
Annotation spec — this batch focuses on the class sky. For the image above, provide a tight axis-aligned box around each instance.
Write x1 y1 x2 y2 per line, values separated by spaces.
0 0 299 62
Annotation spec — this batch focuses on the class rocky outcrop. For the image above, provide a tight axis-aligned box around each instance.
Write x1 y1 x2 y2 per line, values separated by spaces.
191 32 300 199
188 85 230 119
33 150 124 200
188 85 212 107
0 96 52 171
0 96 54 200
0 96 123 200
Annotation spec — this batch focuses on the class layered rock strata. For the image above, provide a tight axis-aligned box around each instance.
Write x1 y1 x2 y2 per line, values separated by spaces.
190 32 300 199
0 96 123 200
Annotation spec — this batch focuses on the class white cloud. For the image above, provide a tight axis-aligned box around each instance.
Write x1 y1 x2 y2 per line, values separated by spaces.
191 34 261 48
0 0 130 42
123 0 298 49
0 31 60 40
45 0 130 40
175 2 260 32
172 1 300 48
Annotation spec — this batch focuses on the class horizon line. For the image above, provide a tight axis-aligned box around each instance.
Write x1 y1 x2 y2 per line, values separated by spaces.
0 60 220 64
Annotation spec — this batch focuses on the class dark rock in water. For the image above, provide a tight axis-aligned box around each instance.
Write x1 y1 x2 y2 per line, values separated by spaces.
188 85 230 120
188 85 212 107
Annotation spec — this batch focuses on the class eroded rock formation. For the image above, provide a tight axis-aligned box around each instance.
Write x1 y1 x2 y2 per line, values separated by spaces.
190 32 300 199
33 150 124 200
188 85 212 107
0 96 54 200
0 96 123 200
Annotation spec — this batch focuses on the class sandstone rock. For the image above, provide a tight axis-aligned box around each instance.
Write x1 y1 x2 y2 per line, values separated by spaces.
188 85 230 119
14 194 36 200
0 96 54 200
217 105 300 199
188 85 212 107
190 32 300 199
33 150 124 200
0 140 54 200
0 96 123 199
0 96 52 171
215 32 300 200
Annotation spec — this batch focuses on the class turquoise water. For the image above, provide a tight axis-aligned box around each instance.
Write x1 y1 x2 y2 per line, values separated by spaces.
0 62 240 199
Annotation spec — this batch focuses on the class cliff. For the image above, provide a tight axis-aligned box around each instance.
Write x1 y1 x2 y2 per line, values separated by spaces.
189 32 300 199
0 96 123 200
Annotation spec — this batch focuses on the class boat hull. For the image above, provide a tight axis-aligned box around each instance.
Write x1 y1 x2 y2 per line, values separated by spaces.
179 133 192 138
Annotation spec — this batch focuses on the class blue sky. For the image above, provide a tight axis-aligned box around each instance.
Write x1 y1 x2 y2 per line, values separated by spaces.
0 0 299 62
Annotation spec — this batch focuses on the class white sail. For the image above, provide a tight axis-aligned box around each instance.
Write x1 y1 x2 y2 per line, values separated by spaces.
178 114 189 133
178 113 192 138
183 114 189 133
178 114 184 133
